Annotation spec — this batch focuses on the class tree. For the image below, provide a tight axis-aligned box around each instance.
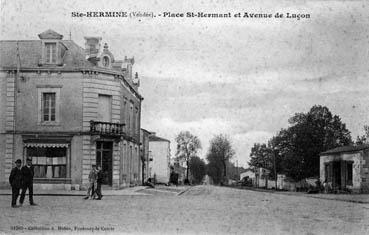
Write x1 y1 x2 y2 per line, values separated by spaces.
248 143 272 170
248 142 281 180
281 105 351 180
189 156 206 184
206 134 235 184
355 125 369 145
175 131 201 183
206 160 222 185
248 105 352 181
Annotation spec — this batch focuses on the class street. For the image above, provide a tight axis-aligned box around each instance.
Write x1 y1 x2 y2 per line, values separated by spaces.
1 185 368 234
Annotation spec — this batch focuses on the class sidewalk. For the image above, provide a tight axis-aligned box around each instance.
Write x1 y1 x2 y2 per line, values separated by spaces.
0 186 150 196
228 185 369 204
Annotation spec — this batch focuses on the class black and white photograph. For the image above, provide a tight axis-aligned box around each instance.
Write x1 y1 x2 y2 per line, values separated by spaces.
0 0 368 234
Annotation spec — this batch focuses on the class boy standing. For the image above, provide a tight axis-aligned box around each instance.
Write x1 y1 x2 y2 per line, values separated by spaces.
84 165 97 199
95 165 103 200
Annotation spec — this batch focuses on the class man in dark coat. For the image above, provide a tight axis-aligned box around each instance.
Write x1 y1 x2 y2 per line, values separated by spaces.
9 159 23 208
20 158 37 206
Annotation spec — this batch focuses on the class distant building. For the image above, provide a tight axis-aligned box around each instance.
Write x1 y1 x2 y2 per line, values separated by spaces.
140 128 153 183
173 161 186 185
320 144 369 193
0 29 143 190
240 169 255 181
172 154 187 184
149 134 170 184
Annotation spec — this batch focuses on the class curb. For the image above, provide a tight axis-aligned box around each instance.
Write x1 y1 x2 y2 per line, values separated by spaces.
177 186 193 196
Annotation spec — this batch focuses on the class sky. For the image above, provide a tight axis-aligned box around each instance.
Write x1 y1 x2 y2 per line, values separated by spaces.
1 0 368 167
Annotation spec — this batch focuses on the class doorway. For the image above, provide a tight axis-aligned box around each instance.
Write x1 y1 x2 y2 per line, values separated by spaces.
332 161 341 189
96 141 113 186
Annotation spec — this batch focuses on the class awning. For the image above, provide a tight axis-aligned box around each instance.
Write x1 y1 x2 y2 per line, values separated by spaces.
24 143 69 148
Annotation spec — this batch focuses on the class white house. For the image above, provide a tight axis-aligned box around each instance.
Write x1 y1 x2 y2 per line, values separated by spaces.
149 134 170 184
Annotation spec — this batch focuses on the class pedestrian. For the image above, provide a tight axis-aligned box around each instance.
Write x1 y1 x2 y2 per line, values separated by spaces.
20 158 37 206
9 159 23 208
94 165 103 200
84 164 97 200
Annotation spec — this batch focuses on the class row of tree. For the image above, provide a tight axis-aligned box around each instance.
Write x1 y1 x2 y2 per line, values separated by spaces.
174 105 369 184
249 105 368 181
175 131 236 185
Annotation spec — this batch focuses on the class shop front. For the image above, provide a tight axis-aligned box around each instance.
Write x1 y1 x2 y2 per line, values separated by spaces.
23 137 72 186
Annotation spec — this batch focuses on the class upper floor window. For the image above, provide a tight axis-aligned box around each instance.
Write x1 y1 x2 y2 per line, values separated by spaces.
42 93 56 121
97 94 112 122
102 56 110 67
45 42 57 63
37 86 61 125
129 102 134 134
135 107 139 133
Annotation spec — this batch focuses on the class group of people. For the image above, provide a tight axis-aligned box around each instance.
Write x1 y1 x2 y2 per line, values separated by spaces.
9 159 104 207
84 164 103 200
9 158 37 208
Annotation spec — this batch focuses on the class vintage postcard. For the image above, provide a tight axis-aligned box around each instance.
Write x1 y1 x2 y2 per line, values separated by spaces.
0 0 368 234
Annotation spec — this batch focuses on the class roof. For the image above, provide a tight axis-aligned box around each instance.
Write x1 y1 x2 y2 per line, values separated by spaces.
149 135 170 143
38 29 63 40
320 144 369 155
0 30 143 100
0 40 93 69
140 128 152 135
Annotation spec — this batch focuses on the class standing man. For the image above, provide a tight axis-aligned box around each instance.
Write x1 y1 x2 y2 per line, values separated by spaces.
84 164 97 200
9 159 23 208
20 158 37 206
95 165 103 200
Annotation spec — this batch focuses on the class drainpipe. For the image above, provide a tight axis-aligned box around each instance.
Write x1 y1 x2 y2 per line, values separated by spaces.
13 42 20 163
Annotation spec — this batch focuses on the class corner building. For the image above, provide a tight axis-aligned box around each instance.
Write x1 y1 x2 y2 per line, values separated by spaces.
0 29 143 190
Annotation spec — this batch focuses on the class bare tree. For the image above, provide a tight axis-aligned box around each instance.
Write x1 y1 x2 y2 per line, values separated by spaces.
175 131 201 183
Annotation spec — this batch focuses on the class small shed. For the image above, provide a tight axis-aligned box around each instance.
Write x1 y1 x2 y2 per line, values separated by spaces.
320 144 369 193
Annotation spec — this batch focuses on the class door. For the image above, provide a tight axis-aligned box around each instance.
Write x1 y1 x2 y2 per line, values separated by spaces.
333 161 341 189
96 141 113 186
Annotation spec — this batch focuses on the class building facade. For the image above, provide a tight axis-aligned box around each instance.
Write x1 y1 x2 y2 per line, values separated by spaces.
320 145 369 193
140 128 153 184
148 134 171 184
0 29 143 190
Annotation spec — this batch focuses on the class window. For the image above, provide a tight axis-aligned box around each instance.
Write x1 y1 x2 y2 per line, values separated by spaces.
135 107 139 134
27 147 67 179
128 102 133 134
37 87 61 124
45 42 57 63
121 98 127 128
347 162 353 185
97 94 112 122
102 56 110 67
42 93 56 121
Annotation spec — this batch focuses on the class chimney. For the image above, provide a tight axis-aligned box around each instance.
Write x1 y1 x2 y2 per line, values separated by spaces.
133 72 140 87
84 37 102 62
